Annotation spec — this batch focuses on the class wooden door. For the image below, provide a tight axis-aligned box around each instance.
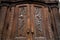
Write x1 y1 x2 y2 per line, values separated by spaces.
30 4 46 40
12 4 53 40
14 4 31 40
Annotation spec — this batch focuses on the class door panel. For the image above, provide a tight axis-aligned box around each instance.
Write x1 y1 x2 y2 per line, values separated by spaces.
30 5 46 40
14 4 29 40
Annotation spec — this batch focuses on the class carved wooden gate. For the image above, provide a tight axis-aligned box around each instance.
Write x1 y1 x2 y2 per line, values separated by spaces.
2 4 54 40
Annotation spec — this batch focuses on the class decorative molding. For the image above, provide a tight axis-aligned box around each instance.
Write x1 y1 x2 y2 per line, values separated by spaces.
0 1 58 8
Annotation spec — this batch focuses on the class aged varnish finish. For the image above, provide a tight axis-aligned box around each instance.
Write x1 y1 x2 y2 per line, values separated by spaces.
0 0 59 40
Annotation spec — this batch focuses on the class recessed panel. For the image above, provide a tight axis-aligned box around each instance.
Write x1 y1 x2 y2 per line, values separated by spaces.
15 7 27 40
34 7 45 40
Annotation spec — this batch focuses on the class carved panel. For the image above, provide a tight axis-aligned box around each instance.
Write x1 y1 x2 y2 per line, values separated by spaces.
34 7 46 40
15 7 27 40
34 7 43 37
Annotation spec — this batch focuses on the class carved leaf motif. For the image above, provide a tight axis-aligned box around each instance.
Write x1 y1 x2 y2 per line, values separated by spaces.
15 7 27 37
34 7 42 37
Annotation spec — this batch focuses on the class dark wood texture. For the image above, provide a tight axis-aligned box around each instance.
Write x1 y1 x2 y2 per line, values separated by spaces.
51 8 60 40
0 6 8 40
0 1 59 40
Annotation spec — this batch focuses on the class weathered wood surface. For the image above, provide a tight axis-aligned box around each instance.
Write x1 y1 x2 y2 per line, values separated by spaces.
51 8 60 40
0 6 8 40
0 4 59 40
